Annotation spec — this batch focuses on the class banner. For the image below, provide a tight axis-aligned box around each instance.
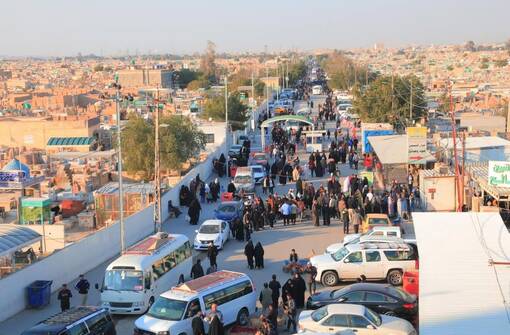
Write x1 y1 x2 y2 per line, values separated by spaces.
488 161 510 188
407 127 427 164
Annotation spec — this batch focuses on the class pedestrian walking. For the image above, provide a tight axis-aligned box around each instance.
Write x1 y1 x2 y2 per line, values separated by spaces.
207 304 224 335
244 240 255 269
312 200 320 227
284 293 297 333
282 279 293 307
57 284 72 312
352 208 362 234
192 312 206 335
306 263 318 296
268 274 281 308
207 242 218 269
188 197 201 225
191 259 205 279
291 273 306 309
75 274 90 306
259 283 273 315
254 242 265 269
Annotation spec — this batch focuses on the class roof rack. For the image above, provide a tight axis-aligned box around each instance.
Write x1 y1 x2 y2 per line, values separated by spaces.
124 232 175 255
358 242 410 250
173 270 245 293
44 307 100 325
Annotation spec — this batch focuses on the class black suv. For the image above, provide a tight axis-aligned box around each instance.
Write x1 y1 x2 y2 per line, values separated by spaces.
21 307 116 335
306 283 417 320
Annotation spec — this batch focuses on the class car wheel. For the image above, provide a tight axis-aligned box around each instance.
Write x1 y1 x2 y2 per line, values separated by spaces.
237 308 250 326
387 269 403 286
384 311 396 317
321 271 338 286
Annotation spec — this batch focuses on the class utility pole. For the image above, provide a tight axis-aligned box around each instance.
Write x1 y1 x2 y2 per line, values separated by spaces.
276 60 279 101
114 80 125 253
409 80 413 125
449 81 462 212
461 131 466 211
153 87 162 233
225 75 229 153
391 73 395 117
251 72 255 131
266 65 269 114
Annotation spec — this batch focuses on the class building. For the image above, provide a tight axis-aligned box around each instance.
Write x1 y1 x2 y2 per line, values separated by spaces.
0 116 100 150
118 68 173 88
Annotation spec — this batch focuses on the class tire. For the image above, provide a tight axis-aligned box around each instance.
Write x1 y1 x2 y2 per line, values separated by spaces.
237 308 250 326
387 269 403 286
321 271 339 287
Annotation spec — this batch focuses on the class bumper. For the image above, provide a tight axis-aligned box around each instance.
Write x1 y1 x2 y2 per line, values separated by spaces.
194 242 221 250
103 305 145 315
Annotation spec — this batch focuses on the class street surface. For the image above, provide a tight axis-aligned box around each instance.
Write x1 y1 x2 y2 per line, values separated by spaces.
0 95 362 335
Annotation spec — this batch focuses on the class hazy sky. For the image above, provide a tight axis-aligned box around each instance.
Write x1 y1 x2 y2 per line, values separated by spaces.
1 0 509 57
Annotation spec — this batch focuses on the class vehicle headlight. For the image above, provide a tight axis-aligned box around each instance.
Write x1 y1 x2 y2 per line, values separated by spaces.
102 301 110 307
133 301 145 307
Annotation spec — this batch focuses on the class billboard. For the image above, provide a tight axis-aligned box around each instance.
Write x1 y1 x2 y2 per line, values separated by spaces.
362 129 394 153
488 161 510 188
407 127 428 164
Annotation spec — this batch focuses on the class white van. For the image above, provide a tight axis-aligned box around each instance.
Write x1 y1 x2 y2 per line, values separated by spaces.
233 167 255 193
134 271 257 335
312 85 322 95
98 233 193 315
325 226 407 254
311 242 417 287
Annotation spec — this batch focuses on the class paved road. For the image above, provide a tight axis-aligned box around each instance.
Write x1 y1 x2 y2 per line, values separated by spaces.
0 94 361 335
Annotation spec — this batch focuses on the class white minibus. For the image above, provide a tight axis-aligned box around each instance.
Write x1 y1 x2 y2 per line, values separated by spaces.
98 232 193 314
134 270 257 335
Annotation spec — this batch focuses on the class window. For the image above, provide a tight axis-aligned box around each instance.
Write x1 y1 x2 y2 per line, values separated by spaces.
384 249 416 261
349 315 370 328
364 292 386 302
365 251 381 262
203 280 253 309
341 291 364 302
221 222 227 230
205 134 215 144
311 306 328 322
147 297 188 321
185 299 202 319
372 231 384 236
65 322 89 335
145 271 152 290
322 314 349 327
345 252 362 263
152 242 192 279
387 231 398 237
86 312 109 332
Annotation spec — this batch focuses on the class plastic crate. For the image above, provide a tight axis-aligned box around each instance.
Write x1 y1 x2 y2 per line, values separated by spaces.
27 280 53 308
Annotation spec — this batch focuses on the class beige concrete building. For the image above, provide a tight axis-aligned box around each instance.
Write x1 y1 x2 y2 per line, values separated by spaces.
118 68 173 88
0 116 100 150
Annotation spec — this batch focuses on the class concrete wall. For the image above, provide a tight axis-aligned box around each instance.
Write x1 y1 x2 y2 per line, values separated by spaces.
26 224 66 253
0 205 153 322
419 174 457 211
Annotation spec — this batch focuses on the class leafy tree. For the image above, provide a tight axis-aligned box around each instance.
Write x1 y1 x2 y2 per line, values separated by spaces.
254 80 265 97
321 51 376 89
202 92 249 131
93 64 104 72
465 40 476 52
287 60 307 86
353 75 426 127
120 115 206 180
494 59 508 67
175 69 202 88
200 40 217 84
506 38 510 50
438 92 453 114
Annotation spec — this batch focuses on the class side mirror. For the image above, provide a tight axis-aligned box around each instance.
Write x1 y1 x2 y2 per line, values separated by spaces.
366 325 375 330
94 283 99 290
338 297 347 302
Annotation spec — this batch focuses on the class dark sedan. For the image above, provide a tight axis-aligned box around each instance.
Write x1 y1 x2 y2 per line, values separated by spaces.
306 283 417 320
214 201 244 223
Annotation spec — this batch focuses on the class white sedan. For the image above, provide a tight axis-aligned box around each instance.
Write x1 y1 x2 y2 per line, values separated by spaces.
298 304 416 335
193 219 230 250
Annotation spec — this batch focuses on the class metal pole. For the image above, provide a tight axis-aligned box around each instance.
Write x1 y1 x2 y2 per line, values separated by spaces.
116 85 125 253
276 60 279 101
251 72 255 131
154 88 162 232
449 82 462 212
225 75 229 153
266 65 269 114
410 80 413 124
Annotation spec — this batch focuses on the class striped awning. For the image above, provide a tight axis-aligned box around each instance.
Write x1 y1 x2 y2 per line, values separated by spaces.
47 137 94 146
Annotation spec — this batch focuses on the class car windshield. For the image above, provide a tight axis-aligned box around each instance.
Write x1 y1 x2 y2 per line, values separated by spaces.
199 225 220 234
364 308 382 327
234 176 251 184
218 205 236 213
103 270 143 291
331 247 350 261
331 287 349 299
252 167 263 173
311 306 328 322
388 286 415 302
254 154 265 160
147 297 188 321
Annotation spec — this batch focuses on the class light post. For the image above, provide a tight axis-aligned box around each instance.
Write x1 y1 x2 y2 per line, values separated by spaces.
224 75 229 154
112 78 125 254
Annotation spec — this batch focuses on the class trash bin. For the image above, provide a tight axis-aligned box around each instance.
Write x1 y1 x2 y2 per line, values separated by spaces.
402 271 419 296
26 280 53 308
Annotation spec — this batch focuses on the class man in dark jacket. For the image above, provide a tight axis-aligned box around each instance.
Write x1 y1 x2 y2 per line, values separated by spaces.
291 273 306 309
188 197 201 225
57 284 72 311
191 259 204 279
192 312 205 335
207 242 218 269
268 274 281 308
244 240 255 269
254 242 265 269
75 274 90 306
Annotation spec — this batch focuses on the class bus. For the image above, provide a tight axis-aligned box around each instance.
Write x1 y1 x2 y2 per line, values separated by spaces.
304 130 326 153
98 232 193 315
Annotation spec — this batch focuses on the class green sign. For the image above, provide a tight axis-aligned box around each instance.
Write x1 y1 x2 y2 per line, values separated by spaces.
360 170 374 186
22 102 31 109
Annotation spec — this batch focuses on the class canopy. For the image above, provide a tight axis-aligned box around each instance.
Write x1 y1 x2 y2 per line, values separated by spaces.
260 115 313 128
368 135 435 165
47 137 94 147
0 225 41 258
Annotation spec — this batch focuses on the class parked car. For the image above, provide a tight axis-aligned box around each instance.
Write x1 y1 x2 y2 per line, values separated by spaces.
361 214 395 233
306 283 417 319
310 242 418 286
21 307 116 335
250 165 266 184
194 219 230 250
326 232 406 254
233 167 255 193
298 304 416 335
250 152 268 166
214 201 244 223
228 144 243 159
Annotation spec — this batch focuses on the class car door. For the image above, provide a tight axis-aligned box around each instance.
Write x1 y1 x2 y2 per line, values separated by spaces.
221 221 228 241
177 298 202 335
340 251 364 279
320 314 350 333
347 315 377 335
360 292 390 314
363 251 385 279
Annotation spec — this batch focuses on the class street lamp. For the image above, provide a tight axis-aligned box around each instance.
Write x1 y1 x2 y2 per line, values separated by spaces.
223 75 229 155
112 79 125 254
